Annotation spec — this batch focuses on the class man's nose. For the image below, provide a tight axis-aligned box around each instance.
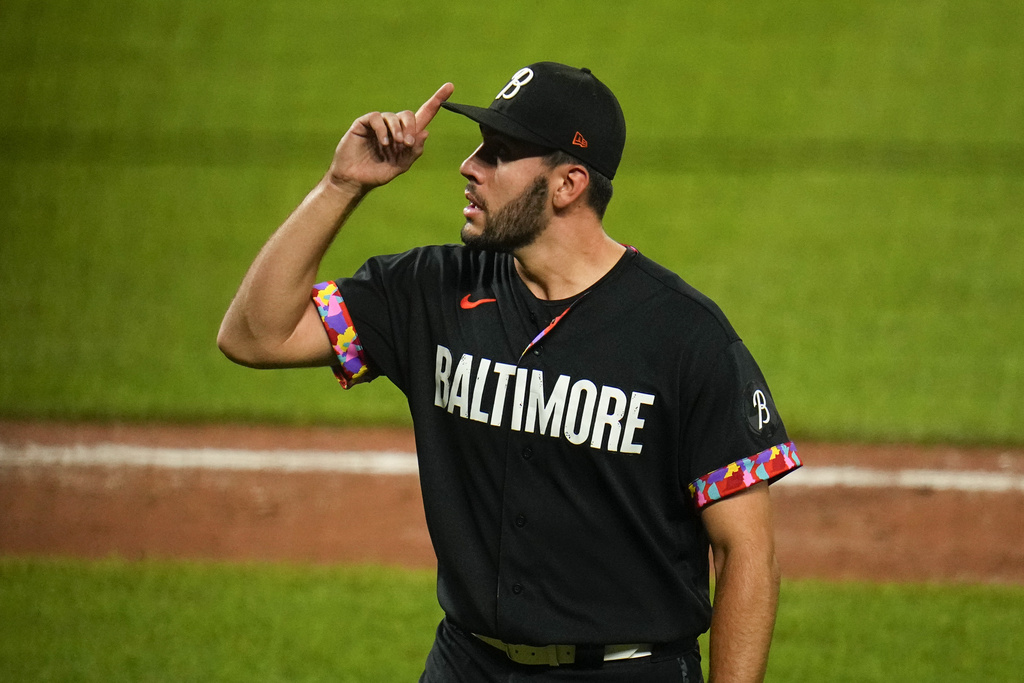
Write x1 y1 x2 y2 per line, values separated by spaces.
459 143 486 181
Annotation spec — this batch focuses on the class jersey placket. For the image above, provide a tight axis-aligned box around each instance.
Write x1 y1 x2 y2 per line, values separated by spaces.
518 305 572 361
493 294 586 635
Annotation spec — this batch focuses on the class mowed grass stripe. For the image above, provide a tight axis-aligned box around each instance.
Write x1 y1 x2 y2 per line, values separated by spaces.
2 558 1024 682
3 128 1023 175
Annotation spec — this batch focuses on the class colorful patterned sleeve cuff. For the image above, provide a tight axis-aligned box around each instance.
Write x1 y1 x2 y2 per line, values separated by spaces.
311 281 374 389
689 442 802 510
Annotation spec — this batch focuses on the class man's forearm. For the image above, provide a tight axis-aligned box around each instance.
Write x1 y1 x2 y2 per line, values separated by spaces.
217 177 365 366
707 549 781 683
217 83 452 367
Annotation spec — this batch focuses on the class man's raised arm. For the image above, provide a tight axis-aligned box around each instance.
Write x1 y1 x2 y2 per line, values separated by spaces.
216 83 454 368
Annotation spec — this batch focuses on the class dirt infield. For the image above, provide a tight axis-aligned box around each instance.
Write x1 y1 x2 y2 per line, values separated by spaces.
2 421 1023 584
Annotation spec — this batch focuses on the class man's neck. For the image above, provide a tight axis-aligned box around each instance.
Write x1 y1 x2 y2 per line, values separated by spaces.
513 221 626 301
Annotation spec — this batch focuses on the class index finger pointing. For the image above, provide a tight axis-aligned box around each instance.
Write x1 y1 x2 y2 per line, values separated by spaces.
415 82 455 129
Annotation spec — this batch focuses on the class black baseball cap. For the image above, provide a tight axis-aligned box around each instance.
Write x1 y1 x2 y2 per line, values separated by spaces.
441 62 627 180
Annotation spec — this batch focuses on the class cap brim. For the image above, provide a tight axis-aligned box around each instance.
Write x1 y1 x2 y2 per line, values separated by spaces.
441 102 559 151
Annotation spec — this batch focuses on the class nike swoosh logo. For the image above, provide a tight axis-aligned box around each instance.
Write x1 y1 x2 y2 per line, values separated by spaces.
460 294 497 309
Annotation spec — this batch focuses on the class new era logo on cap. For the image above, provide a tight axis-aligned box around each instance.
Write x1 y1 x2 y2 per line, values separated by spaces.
441 62 626 179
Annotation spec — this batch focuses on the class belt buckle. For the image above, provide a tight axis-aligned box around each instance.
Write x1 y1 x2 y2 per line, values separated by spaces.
604 644 653 661
474 633 652 667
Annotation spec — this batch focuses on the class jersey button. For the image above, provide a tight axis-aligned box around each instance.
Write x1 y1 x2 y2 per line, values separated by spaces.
512 583 524 595
515 514 527 528
521 446 533 460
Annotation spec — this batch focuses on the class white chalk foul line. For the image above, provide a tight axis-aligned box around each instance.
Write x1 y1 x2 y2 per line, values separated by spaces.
0 443 419 476
1 443 1023 493
777 465 1024 493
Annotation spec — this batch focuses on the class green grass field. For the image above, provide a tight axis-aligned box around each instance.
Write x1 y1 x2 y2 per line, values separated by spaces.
2 558 1023 682
1 0 1022 443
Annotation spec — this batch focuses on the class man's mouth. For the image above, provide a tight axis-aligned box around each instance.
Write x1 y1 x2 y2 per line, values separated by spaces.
466 187 487 208
464 187 485 218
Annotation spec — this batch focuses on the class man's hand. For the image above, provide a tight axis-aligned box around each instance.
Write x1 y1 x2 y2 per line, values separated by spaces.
327 82 455 193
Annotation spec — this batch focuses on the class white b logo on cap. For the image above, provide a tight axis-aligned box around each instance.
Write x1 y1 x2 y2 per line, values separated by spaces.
496 68 534 100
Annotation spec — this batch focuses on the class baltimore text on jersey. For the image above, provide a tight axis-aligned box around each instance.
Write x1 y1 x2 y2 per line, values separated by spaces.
434 345 656 454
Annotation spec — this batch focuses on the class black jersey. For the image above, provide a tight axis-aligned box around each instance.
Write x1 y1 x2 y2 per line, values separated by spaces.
312 244 800 645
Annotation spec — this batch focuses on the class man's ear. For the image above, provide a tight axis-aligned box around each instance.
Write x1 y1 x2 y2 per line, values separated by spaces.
551 164 590 211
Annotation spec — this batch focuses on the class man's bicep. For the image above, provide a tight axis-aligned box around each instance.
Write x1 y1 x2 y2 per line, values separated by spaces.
286 301 343 367
219 300 336 369
701 482 775 558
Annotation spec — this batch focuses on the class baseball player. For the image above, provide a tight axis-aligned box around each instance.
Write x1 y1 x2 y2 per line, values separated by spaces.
218 62 801 682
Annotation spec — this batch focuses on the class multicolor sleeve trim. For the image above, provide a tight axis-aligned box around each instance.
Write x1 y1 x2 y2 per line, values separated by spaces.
689 442 802 510
311 281 374 389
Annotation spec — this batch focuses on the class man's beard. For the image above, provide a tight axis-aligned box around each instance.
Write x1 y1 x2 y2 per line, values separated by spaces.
461 176 549 252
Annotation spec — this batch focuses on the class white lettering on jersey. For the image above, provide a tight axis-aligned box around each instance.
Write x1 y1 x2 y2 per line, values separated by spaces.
510 368 529 431
490 363 517 427
433 345 656 454
434 345 453 408
448 353 473 418
469 358 492 423
564 380 598 445
621 392 657 454
525 371 570 437
591 385 628 452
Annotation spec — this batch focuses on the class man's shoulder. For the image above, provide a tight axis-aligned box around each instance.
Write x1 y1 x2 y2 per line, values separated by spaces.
363 244 507 275
626 250 738 340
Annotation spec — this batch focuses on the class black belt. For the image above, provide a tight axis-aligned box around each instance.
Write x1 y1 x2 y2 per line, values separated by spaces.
448 619 698 669
473 633 652 666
